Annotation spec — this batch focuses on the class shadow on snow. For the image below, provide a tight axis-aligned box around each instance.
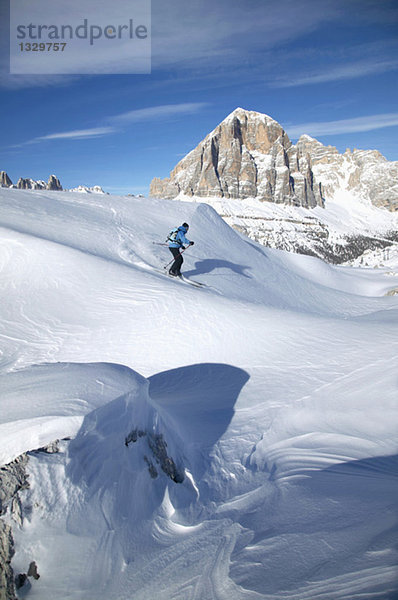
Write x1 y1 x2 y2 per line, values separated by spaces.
149 362 250 448
184 258 252 278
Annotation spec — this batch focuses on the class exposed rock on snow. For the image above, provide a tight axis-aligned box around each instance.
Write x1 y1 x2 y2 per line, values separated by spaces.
144 455 158 478
0 455 29 517
125 428 184 483
13 562 40 595
125 428 146 445
386 287 398 296
344 241 398 269
147 433 184 483
27 561 40 580
0 520 16 600
36 440 61 454
0 454 29 600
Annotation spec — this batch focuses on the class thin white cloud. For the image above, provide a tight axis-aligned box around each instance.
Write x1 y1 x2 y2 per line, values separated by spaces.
12 103 209 148
38 127 116 140
286 113 398 138
272 59 398 88
12 126 116 148
109 102 209 124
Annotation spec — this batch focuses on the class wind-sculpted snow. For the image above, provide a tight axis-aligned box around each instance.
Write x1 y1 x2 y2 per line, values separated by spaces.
8 361 251 599
0 362 142 465
0 187 397 599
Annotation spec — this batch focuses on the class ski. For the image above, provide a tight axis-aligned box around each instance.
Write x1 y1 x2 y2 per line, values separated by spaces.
179 275 206 288
167 273 205 288
136 261 210 290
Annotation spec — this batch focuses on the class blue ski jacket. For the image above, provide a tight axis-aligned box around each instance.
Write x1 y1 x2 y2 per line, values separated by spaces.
168 225 192 248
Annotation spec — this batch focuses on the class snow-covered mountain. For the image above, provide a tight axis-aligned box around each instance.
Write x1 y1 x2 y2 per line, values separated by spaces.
68 185 107 194
296 134 398 212
150 108 398 263
0 186 397 599
183 192 398 264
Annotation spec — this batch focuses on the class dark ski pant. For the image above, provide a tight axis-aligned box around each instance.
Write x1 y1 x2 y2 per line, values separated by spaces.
169 247 183 275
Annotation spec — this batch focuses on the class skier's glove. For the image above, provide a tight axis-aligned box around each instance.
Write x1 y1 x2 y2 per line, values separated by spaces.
189 241 195 246
181 246 186 250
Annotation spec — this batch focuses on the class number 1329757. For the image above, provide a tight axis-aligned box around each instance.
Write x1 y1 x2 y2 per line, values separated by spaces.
19 42 67 51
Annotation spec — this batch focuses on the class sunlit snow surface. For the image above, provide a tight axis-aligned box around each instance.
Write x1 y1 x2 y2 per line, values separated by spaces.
0 187 397 599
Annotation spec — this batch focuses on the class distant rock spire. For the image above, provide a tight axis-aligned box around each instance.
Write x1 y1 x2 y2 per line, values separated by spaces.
17 178 33 189
47 175 62 191
0 171 13 187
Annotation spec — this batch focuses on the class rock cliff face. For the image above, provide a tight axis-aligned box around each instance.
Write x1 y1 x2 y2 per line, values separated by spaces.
47 175 62 191
295 135 398 211
0 172 12 187
150 108 398 212
0 454 29 600
151 108 324 208
16 178 47 190
0 520 16 600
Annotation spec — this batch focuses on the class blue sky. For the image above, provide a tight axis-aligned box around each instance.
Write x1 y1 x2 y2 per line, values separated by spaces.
1 0 398 195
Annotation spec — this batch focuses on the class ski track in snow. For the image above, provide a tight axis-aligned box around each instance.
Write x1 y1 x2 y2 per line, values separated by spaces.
0 188 397 600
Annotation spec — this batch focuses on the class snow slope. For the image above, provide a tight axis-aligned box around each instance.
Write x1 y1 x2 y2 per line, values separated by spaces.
0 187 397 599
176 192 398 263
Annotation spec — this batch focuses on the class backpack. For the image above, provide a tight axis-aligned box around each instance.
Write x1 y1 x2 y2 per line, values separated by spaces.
166 227 179 243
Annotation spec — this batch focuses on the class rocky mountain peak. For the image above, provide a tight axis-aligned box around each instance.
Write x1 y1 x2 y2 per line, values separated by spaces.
216 107 290 156
223 107 280 127
150 108 398 212
0 171 12 187
151 107 322 208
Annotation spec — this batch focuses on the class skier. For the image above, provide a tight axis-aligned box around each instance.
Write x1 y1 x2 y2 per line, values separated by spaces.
168 222 194 277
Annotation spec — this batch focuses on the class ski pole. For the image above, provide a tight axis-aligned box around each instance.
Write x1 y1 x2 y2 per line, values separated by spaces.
163 246 190 270
152 242 169 246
